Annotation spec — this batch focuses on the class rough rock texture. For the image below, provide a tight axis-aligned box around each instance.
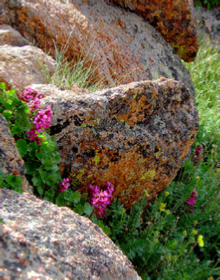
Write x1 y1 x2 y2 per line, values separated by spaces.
108 0 199 62
0 44 57 96
30 78 198 209
0 188 141 280
195 6 220 48
0 115 32 194
0 24 29 46
0 0 195 97
1 224 66 280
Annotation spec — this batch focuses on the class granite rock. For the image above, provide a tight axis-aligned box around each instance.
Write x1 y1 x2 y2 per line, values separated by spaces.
0 0 195 97
0 24 29 46
108 0 199 62
30 78 199 209
0 45 57 96
0 188 141 280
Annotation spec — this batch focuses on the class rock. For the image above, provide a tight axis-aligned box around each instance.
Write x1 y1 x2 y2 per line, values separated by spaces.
108 0 199 62
194 6 220 48
0 115 32 194
30 78 198 209
1 224 66 279
0 45 57 96
0 0 195 97
0 188 141 280
0 24 29 46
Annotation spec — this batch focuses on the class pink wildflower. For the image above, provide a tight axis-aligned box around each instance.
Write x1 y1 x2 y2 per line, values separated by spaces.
192 145 203 165
186 188 198 213
33 106 53 132
89 182 114 218
59 178 70 192
26 128 41 146
20 89 43 112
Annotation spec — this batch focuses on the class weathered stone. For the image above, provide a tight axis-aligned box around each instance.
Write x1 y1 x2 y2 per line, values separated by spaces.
108 0 199 62
0 0 195 97
195 6 220 48
0 24 29 46
0 45 57 96
0 115 32 194
0 224 66 279
0 188 141 280
30 78 198 209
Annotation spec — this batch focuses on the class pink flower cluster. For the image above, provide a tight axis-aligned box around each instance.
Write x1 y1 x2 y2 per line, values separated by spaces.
186 188 198 213
20 88 53 146
59 178 70 192
33 106 53 133
89 182 114 218
192 145 203 165
20 88 43 112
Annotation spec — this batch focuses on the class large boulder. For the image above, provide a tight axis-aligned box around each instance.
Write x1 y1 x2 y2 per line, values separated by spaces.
30 78 198 209
108 0 199 62
0 115 32 194
0 24 29 46
0 188 141 280
0 44 57 96
0 0 195 97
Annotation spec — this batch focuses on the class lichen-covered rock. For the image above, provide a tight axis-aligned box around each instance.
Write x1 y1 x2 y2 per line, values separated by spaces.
108 0 199 62
0 45 56 96
0 115 32 194
0 0 195 97
0 188 141 280
0 24 29 46
30 78 198 209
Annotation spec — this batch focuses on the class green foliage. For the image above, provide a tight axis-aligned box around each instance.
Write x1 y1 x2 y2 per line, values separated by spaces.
0 169 23 193
195 0 220 10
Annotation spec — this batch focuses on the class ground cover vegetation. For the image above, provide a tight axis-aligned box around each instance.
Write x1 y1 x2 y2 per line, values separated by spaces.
195 0 220 9
0 38 219 279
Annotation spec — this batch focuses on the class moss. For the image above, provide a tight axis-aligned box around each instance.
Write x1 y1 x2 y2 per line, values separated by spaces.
92 154 100 165
141 170 156 180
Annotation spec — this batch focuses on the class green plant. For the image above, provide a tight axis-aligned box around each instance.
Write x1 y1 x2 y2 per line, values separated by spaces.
195 0 220 9
38 43 107 93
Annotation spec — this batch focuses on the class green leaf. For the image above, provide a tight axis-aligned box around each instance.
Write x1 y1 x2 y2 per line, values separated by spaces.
38 168 47 183
84 202 93 216
37 186 44 196
64 189 74 201
20 118 31 131
69 191 81 203
16 139 27 157
96 220 111 236
11 122 24 136
2 110 12 122
45 189 55 198
56 193 65 206
44 174 58 186
166 239 178 250
74 204 84 215
5 175 22 189
24 161 40 175
0 82 6 91
32 176 43 187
